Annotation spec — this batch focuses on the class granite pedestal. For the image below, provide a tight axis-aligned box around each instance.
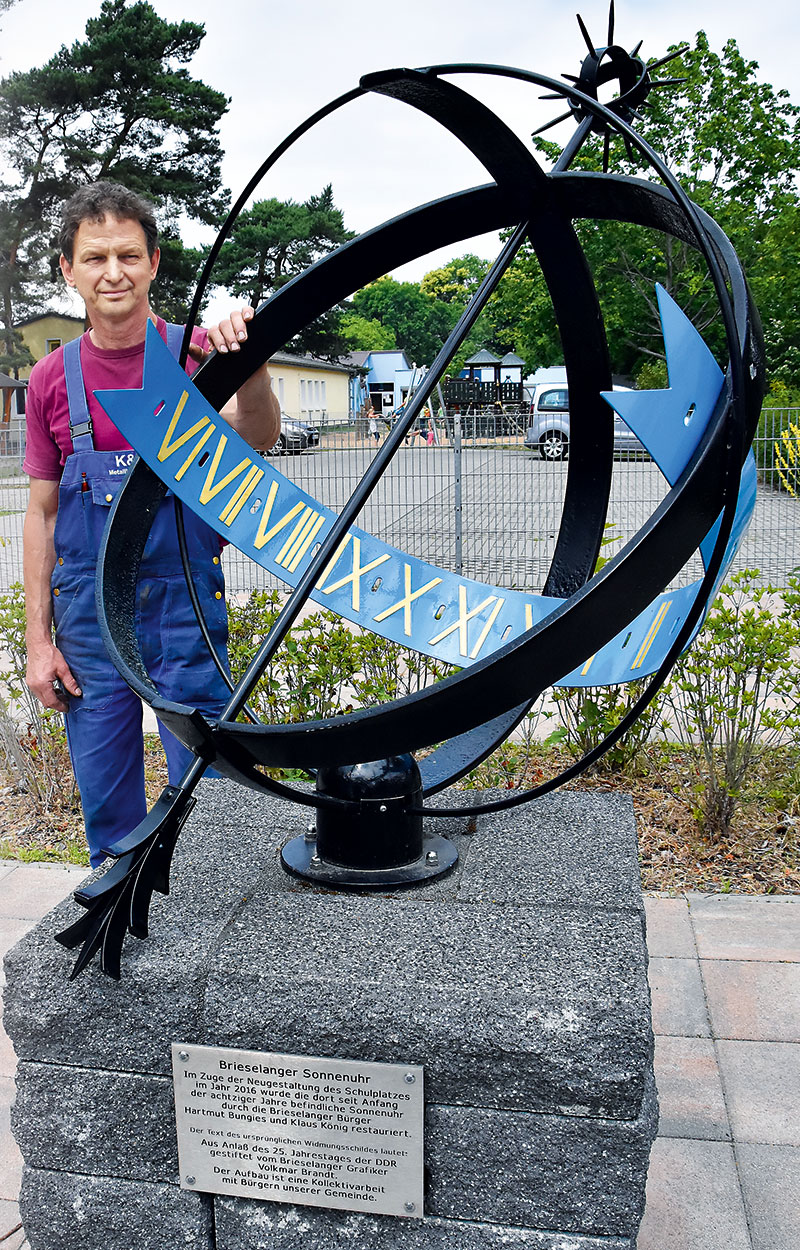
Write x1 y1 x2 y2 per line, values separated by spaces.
5 783 657 1249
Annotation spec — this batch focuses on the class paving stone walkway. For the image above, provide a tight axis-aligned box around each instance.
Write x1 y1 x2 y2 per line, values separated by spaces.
0 863 797 1248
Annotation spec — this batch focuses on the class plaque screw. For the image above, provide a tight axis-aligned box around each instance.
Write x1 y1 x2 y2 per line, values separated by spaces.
426 850 439 866
179 1051 189 1062
379 804 387 813
186 1176 196 1186
404 1073 416 1084
404 1201 416 1212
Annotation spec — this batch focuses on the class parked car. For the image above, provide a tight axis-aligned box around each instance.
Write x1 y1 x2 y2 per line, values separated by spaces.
265 415 320 456
523 385 644 460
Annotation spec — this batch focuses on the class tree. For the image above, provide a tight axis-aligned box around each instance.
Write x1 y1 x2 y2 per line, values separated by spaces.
488 32 800 380
340 313 396 351
213 187 352 309
149 229 209 324
420 254 489 306
351 277 456 366
0 0 229 364
212 185 353 358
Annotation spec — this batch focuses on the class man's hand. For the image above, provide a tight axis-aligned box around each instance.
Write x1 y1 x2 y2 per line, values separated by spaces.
187 305 256 360
188 306 281 451
26 640 82 713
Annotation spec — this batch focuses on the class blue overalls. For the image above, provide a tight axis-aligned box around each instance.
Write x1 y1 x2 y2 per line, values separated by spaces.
53 327 230 866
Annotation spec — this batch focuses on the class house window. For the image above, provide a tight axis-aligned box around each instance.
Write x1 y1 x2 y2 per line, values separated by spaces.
46 339 62 353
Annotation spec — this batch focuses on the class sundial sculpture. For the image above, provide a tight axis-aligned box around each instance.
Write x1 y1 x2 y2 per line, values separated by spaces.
56 9 764 978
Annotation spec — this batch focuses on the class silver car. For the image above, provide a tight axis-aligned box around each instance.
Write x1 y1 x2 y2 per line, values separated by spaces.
265 415 321 456
523 385 645 460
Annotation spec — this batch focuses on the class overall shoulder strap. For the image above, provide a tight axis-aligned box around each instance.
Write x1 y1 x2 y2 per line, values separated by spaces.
164 322 184 360
63 337 95 451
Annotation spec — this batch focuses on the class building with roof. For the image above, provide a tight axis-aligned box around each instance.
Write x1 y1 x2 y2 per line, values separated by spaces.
16 313 85 378
267 351 361 425
464 348 525 386
340 348 419 417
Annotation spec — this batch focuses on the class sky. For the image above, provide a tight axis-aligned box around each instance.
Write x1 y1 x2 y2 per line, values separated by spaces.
1 0 798 322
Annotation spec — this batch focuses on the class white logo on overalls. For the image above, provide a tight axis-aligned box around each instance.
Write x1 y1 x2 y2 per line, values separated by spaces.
115 453 135 468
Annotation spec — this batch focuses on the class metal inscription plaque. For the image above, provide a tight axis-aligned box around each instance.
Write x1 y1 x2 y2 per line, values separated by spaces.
172 1043 424 1218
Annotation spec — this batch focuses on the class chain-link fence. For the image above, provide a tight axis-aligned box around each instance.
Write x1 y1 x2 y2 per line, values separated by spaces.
3 409 799 598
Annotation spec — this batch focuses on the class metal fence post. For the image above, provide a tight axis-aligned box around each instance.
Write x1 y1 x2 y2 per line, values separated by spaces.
453 413 463 575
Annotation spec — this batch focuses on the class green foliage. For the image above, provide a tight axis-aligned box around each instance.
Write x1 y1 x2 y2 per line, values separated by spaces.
525 32 800 385
0 837 89 866
226 590 454 759
0 583 76 810
150 228 209 324
763 379 800 409
753 403 800 486
635 358 669 392
213 186 352 358
351 277 455 367
774 422 800 496
666 571 800 836
549 680 662 774
0 0 228 347
340 313 396 351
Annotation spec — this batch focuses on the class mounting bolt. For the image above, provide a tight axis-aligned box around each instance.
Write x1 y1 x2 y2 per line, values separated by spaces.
305 824 316 842
426 850 439 866
404 1201 416 1213
186 1176 196 1186
179 1051 189 1061
310 855 321 868
379 804 388 813
404 1073 416 1084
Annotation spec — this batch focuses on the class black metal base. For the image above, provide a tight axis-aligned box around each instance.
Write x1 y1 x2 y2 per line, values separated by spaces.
281 830 458 889
280 754 458 888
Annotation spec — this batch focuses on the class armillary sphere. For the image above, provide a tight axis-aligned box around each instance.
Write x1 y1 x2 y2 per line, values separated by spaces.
57 10 765 978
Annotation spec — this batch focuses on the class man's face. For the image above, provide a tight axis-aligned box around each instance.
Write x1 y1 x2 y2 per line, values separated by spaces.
59 215 159 325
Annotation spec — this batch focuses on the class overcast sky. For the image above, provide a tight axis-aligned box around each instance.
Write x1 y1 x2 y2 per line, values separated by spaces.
2 0 798 321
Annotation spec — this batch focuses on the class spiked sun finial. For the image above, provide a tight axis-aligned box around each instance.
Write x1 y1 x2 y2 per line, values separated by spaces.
533 2 688 168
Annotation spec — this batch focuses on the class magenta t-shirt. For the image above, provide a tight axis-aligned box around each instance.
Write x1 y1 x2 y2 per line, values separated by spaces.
23 319 209 481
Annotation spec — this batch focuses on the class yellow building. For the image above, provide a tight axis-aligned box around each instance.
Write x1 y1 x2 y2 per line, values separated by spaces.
16 312 85 377
267 351 355 425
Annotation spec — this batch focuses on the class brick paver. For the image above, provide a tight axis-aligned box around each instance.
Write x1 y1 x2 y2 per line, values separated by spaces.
716 1041 800 1146
648 956 711 1036
735 1143 800 1250
652 1036 730 1141
689 895 800 962
702 959 800 1041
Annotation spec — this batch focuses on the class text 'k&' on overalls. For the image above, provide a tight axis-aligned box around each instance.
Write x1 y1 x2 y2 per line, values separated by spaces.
53 327 230 867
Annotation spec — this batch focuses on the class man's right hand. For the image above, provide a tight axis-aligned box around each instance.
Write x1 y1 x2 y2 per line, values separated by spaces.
26 642 82 712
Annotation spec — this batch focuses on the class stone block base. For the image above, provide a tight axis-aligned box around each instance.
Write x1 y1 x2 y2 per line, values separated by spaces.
6 784 657 1247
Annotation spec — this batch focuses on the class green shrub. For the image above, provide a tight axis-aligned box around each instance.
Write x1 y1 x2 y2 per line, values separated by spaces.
0 582 76 810
226 588 455 733
666 570 800 836
549 679 663 774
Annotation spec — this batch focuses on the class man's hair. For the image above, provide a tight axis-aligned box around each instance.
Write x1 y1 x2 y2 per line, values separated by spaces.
59 182 159 262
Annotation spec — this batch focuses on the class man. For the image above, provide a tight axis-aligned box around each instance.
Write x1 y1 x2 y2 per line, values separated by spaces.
23 182 280 866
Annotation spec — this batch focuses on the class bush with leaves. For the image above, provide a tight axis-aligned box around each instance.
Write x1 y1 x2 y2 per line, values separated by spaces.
774 421 800 496
665 570 800 837
226 589 455 736
0 582 75 810
549 679 664 775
